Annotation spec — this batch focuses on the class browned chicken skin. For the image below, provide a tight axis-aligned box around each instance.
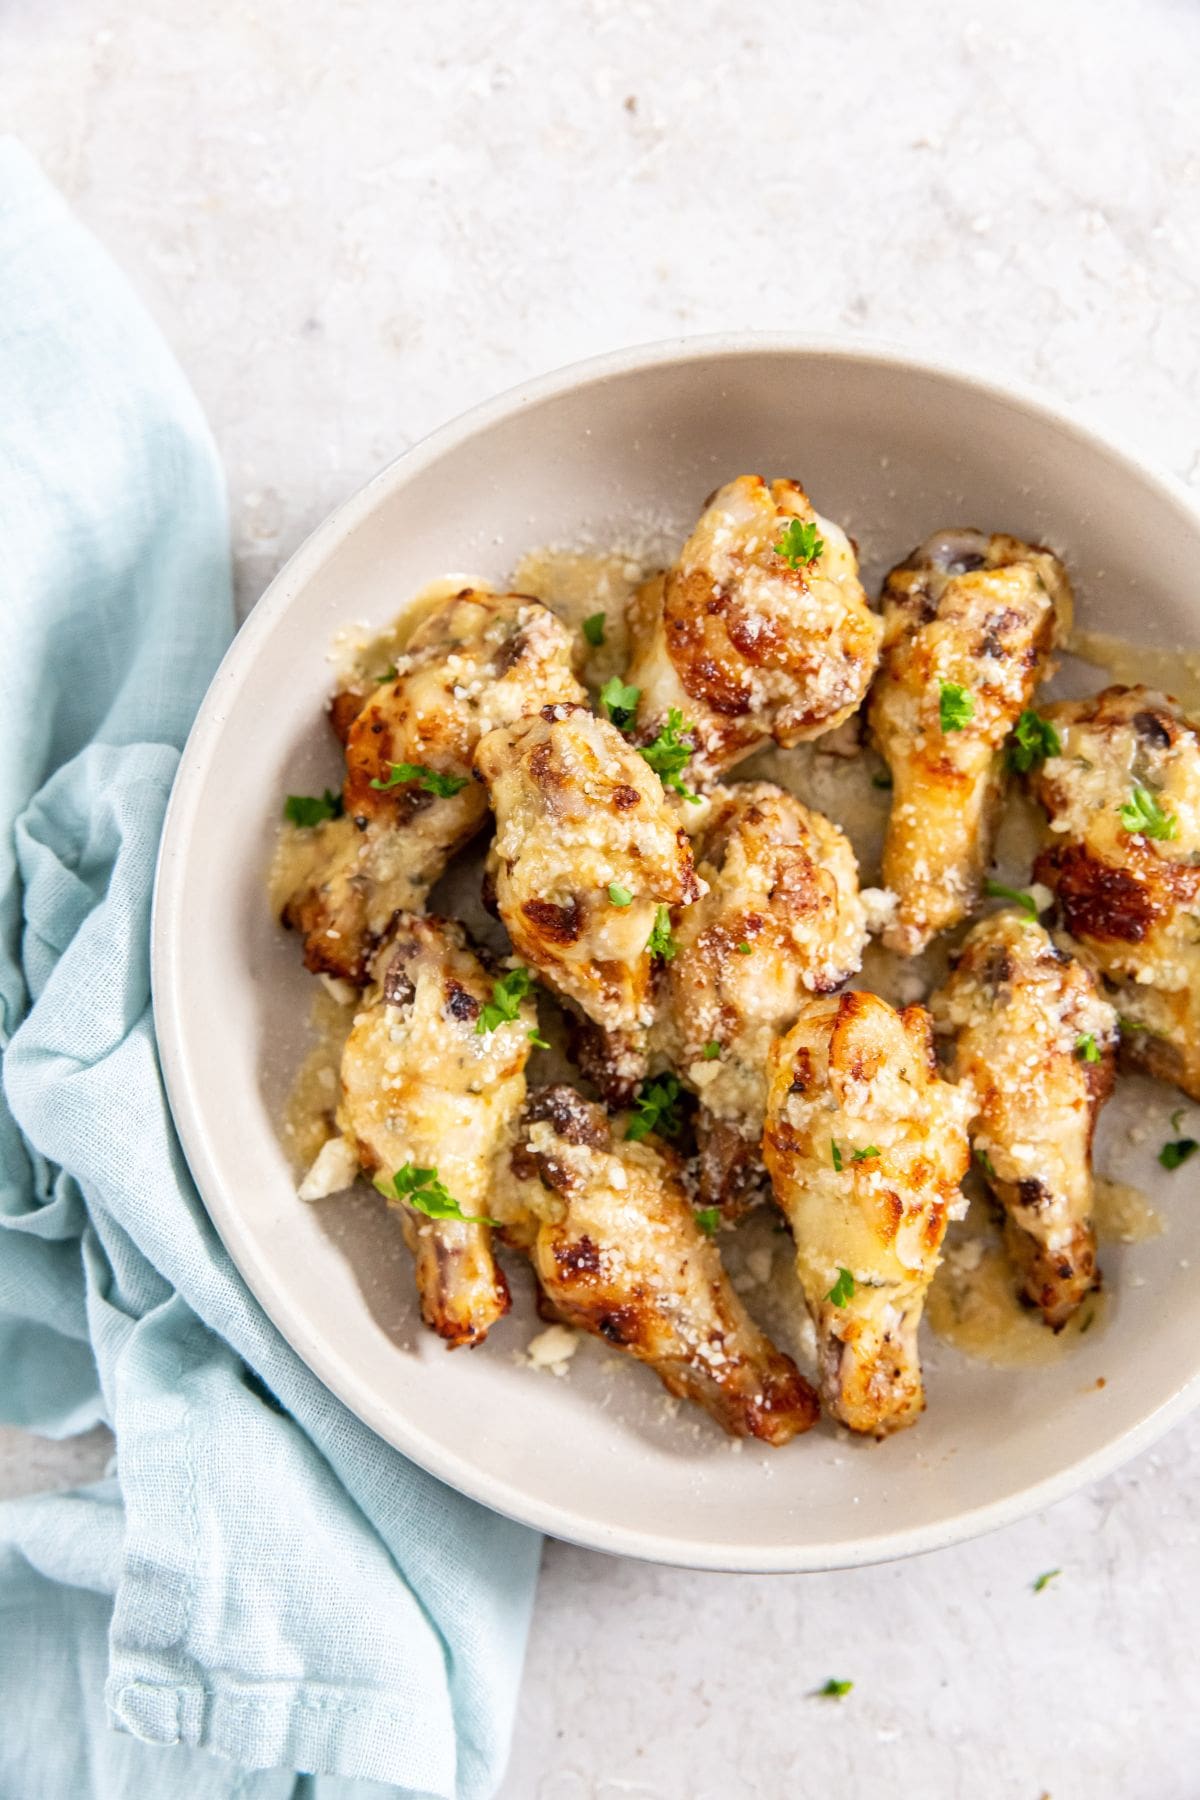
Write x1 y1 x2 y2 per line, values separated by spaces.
870 529 1072 956
475 702 703 1102
336 914 533 1347
931 911 1117 1329
653 780 868 1214
496 1085 819 1442
1030 685 1200 1099
277 590 583 983
763 991 972 1436
625 475 882 781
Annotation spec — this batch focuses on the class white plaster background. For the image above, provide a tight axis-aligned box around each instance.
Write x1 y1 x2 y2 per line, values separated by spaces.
4 2 1200 1794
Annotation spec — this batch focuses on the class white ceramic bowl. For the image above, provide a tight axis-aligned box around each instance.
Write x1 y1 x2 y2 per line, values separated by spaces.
154 337 1200 1570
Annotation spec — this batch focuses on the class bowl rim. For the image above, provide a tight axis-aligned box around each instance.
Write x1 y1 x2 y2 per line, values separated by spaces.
153 331 1200 1571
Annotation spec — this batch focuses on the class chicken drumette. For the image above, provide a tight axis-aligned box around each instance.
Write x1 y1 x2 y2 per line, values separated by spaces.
336 913 534 1348
278 589 584 983
931 911 1117 1329
474 702 703 1101
624 475 882 781
654 780 868 1213
1030 684 1200 1097
763 990 972 1436
496 1085 819 1442
869 529 1072 955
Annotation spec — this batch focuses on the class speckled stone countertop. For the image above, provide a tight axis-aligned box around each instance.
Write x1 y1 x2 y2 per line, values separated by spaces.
6 3 1200 1794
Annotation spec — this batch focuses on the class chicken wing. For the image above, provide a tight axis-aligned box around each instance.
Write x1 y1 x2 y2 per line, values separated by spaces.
763 990 972 1435
336 913 533 1347
654 780 868 1213
930 911 1117 1329
474 702 703 1101
497 1085 819 1442
869 529 1072 956
624 475 882 781
1030 684 1200 1097
277 589 584 982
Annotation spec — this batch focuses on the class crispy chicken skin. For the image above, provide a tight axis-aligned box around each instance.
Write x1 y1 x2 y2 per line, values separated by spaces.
930 912 1117 1329
497 1085 819 1442
763 990 972 1436
869 529 1072 956
1030 684 1200 1097
654 781 868 1213
336 914 532 1347
625 476 882 781
278 589 583 983
475 703 703 1102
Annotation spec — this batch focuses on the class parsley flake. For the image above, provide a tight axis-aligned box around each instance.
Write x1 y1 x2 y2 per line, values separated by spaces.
694 1207 721 1236
638 708 701 802
1075 1033 1101 1064
774 518 825 569
1171 1107 1186 1132
702 1041 721 1060
871 770 894 790
625 1073 685 1143
736 941 753 955
476 967 535 1035
376 663 398 682
647 904 677 961
939 680 975 732
527 1029 550 1050
600 676 641 732
985 879 1038 919
284 789 343 827
975 1148 997 1179
608 882 634 907
1159 1138 1199 1171
852 1146 881 1162
816 1678 853 1699
1032 1569 1061 1594
830 1141 844 1173
826 1266 855 1306
582 612 606 648
1006 709 1061 774
370 761 470 798
1119 784 1178 841
375 1163 499 1226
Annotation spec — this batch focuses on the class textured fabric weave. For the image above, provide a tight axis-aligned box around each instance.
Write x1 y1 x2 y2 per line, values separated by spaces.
0 139 539 1800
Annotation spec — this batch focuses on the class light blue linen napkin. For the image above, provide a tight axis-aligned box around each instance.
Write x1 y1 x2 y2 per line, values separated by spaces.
0 139 540 1800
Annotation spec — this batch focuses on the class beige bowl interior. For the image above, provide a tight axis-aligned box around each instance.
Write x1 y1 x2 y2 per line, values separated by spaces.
154 340 1200 1569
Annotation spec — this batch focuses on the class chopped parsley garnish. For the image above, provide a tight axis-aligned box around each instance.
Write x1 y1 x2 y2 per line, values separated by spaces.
830 1141 844 1172
774 518 825 569
736 941 753 955
1005 709 1061 774
826 1267 855 1306
1032 1569 1061 1594
376 663 398 682
647 904 677 961
702 1041 722 1060
608 882 634 907
816 1678 853 1699
871 770 893 790
975 1148 997 1179
1171 1107 1186 1132
625 1073 685 1143
1075 1034 1101 1064
852 1146 881 1162
527 1029 550 1051
1119 783 1178 841
370 761 470 798
938 680 974 733
582 612 607 647
600 676 641 732
476 966 535 1035
638 708 701 803
375 1163 499 1225
284 789 343 827
1117 1012 1166 1039
1159 1138 1199 1171
984 879 1038 919
694 1207 721 1236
